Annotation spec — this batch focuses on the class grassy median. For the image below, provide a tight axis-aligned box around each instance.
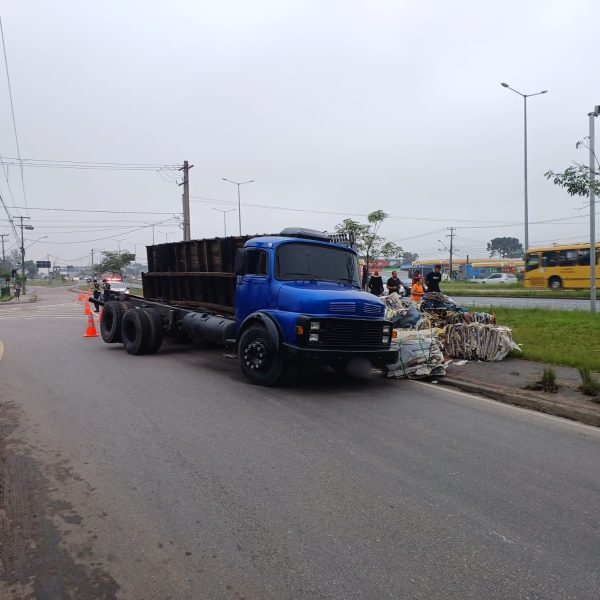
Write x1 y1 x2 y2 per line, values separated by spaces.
442 281 600 299
479 306 600 371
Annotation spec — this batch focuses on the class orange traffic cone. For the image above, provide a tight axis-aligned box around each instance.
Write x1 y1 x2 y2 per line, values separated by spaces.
84 300 92 315
84 313 99 338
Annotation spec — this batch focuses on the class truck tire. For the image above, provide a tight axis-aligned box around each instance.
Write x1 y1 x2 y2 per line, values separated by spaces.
141 308 164 354
121 308 153 355
549 276 562 290
238 324 286 386
100 301 127 343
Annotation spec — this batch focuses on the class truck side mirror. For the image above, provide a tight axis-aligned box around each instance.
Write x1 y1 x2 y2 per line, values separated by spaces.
234 249 246 276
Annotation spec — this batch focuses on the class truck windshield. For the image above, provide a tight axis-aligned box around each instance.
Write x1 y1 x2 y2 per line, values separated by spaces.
275 243 360 286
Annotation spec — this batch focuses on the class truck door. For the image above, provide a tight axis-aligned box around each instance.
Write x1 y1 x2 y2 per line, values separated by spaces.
236 249 270 325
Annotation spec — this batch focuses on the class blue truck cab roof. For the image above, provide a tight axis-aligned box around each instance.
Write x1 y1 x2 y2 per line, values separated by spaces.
244 236 355 253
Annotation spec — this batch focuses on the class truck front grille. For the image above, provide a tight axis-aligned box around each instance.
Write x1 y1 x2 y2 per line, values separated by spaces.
320 319 386 347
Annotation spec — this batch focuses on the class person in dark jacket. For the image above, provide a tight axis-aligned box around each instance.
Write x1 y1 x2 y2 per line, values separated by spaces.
91 279 101 312
425 265 442 293
368 270 384 296
102 279 111 302
386 270 402 295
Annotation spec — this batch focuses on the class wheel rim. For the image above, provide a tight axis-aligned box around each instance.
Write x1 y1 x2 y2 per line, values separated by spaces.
243 340 269 371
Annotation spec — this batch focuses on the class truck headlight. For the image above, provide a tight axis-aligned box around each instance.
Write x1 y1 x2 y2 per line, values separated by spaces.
382 325 391 334
310 321 320 332
309 333 319 343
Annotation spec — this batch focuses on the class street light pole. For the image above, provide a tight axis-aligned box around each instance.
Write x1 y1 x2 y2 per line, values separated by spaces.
501 83 548 252
222 178 254 236
589 106 600 313
212 208 236 237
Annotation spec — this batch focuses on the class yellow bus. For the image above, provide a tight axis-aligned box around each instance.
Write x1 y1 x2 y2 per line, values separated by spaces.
525 243 600 289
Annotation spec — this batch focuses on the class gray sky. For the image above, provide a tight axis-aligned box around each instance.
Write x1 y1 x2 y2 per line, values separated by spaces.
0 0 598 267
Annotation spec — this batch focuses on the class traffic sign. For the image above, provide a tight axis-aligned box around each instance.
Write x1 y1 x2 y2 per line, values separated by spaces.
36 260 51 268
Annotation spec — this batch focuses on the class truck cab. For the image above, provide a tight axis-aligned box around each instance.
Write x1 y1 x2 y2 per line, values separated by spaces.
234 228 398 384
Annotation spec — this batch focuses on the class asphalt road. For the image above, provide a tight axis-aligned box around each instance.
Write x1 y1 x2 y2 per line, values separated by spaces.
1 286 599 599
453 295 594 311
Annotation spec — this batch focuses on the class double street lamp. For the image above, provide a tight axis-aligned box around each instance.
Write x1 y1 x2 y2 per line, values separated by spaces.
222 178 254 236
501 83 548 252
212 207 236 237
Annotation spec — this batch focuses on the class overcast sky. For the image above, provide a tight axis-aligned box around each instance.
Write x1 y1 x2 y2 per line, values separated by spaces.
0 0 598 267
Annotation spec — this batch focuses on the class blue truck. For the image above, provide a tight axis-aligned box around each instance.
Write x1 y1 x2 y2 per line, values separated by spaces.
98 228 399 385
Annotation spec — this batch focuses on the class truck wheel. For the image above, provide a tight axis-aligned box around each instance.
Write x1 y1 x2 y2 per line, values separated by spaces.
121 308 153 355
100 301 127 343
549 276 562 290
238 324 286 386
142 308 164 354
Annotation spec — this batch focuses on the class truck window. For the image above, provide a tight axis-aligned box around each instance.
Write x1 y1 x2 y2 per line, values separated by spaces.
245 250 268 276
275 243 360 286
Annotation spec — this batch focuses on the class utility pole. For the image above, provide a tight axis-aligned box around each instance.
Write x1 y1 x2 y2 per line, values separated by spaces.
178 160 193 241
14 216 32 294
91 248 95 275
447 227 456 281
0 233 8 262
589 106 599 313
466 253 470 281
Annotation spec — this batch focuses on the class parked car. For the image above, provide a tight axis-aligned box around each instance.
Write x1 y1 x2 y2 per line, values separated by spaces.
108 281 130 294
476 273 518 285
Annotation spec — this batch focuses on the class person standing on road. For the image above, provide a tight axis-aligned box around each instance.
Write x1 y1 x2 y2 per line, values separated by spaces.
410 273 425 304
102 279 111 302
425 265 442 293
386 271 403 296
13 282 21 301
368 270 384 296
91 279 101 312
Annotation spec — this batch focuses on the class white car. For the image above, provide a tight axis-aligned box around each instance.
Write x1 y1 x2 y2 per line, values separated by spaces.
109 281 130 294
476 273 518 285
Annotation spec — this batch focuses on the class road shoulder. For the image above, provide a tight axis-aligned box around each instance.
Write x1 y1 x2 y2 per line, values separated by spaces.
438 359 600 428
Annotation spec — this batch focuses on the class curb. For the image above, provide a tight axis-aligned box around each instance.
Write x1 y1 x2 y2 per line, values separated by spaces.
437 377 600 429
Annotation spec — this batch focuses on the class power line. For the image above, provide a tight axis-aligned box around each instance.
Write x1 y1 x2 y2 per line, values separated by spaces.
0 17 28 212
0 157 181 171
34 217 179 245
0 190 19 242
190 195 520 225
11 206 178 215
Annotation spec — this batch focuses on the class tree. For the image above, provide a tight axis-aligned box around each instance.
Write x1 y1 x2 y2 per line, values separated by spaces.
335 209 390 270
24 260 38 277
545 136 600 198
487 237 523 258
402 251 419 263
545 165 600 197
380 242 403 260
94 250 136 276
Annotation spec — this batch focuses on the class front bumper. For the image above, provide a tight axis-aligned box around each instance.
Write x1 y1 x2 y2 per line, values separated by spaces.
281 343 399 367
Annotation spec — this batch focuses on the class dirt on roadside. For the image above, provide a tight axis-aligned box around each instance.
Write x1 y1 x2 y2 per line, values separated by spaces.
0 399 120 599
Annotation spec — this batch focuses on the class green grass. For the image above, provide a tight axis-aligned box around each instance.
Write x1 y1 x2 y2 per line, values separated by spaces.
476 306 600 371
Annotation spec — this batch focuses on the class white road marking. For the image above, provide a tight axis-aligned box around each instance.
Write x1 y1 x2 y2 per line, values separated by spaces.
0 302 86 320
